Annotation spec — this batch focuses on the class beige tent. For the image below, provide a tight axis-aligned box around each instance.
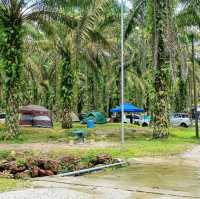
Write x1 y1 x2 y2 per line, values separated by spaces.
71 112 80 122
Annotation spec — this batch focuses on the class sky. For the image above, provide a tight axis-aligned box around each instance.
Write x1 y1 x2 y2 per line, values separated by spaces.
117 0 133 9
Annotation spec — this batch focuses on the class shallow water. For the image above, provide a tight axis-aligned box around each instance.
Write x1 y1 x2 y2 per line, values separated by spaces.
84 163 200 197
7 157 200 199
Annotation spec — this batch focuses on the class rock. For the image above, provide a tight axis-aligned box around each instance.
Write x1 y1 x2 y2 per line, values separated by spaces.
0 161 26 174
0 170 13 178
59 156 80 173
14 170 30 179
45 170 54 176
37 159 48 169
38 169 54 177
0 161 11 171
44 160 60 174
9 164 26 174
30 166 39 177
90 154 112 166
26 158 48 169
26 159 38 169
38 168 47 177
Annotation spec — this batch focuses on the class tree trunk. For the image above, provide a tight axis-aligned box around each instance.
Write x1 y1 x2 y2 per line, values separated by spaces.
152 0 170 138
5 90 19 139
1 18 23 138
174 64 187 112
61 108 72 129
60 49 73 129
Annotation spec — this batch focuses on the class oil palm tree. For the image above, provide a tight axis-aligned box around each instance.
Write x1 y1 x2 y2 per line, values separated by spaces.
150 0 172 138
176 0 200 137
0 0 50 138
0 0 80 136
37 0 113 128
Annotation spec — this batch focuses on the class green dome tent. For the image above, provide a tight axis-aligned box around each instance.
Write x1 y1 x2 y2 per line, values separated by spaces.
81 112 107 124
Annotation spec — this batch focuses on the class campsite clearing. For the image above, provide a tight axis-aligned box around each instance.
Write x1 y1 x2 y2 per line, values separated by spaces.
0 124 200 194
0 124 199 160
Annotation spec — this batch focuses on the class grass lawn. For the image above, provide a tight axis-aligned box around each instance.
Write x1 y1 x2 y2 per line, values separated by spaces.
0 123 199 160
0 123 199 192
43 127 199 159
0 178 30 192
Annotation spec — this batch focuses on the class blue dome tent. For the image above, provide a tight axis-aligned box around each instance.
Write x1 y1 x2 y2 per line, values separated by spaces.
111 103 144 113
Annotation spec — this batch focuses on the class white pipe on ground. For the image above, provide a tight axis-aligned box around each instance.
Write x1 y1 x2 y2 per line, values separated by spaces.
58 161 126 177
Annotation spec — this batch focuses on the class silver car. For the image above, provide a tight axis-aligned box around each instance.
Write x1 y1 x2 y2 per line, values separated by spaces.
170 113 191 127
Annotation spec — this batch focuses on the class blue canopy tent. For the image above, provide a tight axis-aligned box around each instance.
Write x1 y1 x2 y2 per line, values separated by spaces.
111 103 144 113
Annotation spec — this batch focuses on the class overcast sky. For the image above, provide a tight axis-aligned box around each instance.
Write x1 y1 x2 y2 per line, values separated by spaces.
117 0 132 9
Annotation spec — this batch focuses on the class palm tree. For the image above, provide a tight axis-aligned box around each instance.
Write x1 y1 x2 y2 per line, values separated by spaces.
176 0 200 137
44 0 112 128
151 0 171 138
0 0 78 135
0 0 50 138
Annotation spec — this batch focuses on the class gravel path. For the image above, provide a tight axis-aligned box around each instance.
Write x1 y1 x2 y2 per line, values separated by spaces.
0 188 93 199
0 178 193 199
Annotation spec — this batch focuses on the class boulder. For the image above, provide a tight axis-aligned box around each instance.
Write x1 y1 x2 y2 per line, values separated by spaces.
26 158 47 169
0 161 26 174
59 156 80 172
26 158 38 169
0 161 12 171
45 170 54 176
0 170 13 178
90 154 112 166
44 160 60 174
38 168 47 177
14 170 30 179
9 164 26 174
37 159 48 169
30 166 39 177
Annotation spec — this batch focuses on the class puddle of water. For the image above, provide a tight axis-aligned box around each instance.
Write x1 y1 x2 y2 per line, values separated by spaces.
84 163 200 196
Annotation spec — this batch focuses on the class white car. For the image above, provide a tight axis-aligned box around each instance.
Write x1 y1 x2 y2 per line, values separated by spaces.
0 112 6 123
138 115 151 127
135 113 191 128
133 115 151 127
170 113 191 127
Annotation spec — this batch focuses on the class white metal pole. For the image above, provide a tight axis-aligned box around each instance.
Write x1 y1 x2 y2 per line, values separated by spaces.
121 0 125 144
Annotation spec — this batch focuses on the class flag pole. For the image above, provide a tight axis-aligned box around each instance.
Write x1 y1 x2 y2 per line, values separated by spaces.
120 0 125 144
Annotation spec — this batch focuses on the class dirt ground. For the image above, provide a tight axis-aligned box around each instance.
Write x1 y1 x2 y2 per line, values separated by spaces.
0 142 117 152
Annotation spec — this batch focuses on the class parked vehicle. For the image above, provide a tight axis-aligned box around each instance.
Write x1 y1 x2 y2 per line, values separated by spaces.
132 114 141 125
0 112 6 123
114 114 141 124
135 113 191 128
170 113 191 127
138 115 151 127
133 115 151 127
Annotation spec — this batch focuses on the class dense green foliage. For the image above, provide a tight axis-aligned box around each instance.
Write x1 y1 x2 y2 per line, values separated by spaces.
0 0 199 138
